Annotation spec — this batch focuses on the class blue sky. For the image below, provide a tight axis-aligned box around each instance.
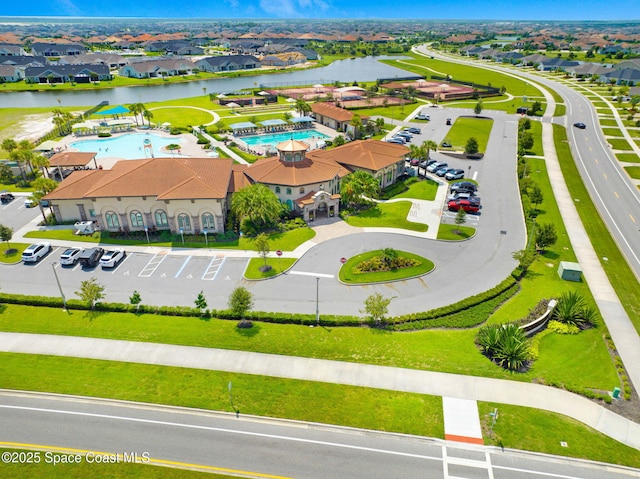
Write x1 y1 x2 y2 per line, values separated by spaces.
2 0 637 21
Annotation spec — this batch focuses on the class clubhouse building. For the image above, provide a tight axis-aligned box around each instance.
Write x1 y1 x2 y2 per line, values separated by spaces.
45 139 408 233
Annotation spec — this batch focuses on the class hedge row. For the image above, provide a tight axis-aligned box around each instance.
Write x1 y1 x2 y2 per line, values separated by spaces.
390 276 519 326
0 275 520 331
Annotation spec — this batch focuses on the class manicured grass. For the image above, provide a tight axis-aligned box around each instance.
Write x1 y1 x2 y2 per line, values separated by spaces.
244 257 296 279
479 403 640 468
0 302 618 391
602 128 622 136
344 201 428 232
443 116 493 153
436 224 476 240
24 228 316 252
347 103 418 122
0 353 444 439
0 183 35 192
0 243 29 263
524 119 543 156
554 103 566 117
0 448 230 478
144 107 216 129
554 123 640 332
386 177 439 201
624 166 640 179
616 153 640 162
607 138 634 150
338 249 434 284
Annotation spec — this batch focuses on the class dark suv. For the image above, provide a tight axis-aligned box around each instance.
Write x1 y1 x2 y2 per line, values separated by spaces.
78 247 104 268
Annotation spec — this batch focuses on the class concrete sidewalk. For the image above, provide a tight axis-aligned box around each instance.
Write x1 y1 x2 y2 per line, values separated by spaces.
1 331 638 450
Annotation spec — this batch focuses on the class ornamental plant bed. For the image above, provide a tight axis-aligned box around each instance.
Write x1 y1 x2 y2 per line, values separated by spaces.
339 249 434 284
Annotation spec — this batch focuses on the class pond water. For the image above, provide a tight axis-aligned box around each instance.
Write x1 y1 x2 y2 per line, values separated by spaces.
0 56 414 108
70 132 182 159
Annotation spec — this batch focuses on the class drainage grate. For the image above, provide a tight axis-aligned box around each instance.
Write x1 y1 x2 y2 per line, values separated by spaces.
500 230 507 235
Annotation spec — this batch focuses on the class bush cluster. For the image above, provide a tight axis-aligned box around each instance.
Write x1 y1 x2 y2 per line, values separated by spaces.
354 255 419 273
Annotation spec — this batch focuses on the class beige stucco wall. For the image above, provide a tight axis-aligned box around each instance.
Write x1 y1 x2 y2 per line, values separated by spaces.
266 175 341 208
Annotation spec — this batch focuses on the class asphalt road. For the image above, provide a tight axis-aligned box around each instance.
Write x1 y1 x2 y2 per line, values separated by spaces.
1 391 637 479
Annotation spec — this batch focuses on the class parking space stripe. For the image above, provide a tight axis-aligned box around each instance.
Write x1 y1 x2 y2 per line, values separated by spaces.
34 247 59 269
111 252 132 274
175 256 192 278
138 253 167 278
202 256 225 281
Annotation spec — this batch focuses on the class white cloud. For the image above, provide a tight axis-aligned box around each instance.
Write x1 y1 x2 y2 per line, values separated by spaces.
56 0 81 15
259 0 329 18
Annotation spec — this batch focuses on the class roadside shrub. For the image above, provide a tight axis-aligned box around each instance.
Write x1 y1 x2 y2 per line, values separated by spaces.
552 291 599 327
477 323 531 371
546 320 580 335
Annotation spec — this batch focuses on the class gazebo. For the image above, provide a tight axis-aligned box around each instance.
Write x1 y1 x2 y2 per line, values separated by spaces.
47 151 99 180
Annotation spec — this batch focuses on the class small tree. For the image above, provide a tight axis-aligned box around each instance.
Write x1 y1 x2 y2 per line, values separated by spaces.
530 101 542 116
76 277 105 310
520 131 534 152
254 233 271 272
465 137 479 155
454 208 467 234
0 224 13 249
194 290 208 314
535 223 557 253
229 286 254 328
512 249 535 276
361 293 392 326
529 184 544 212
129 290 142 312
474 100 483 115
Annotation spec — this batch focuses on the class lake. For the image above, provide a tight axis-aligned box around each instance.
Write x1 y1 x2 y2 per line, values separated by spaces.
0 56 416 108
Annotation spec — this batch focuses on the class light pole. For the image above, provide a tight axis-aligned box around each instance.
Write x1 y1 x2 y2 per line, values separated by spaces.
51 262 67 311
315 276 320 326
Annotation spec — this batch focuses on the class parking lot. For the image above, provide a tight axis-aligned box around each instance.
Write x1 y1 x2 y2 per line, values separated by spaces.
0 193 41 233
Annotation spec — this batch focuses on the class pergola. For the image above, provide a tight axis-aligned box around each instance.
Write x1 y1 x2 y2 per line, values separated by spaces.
47 151 99 179
230 122 258 135
260 119 287 130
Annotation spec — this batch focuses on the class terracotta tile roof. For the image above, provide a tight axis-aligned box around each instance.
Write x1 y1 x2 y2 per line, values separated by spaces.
311 102 357 123
276 139 309 152
244 154 348 187
308 140 408 172
229 164 251 193
49 151 98 168
46 157 233 201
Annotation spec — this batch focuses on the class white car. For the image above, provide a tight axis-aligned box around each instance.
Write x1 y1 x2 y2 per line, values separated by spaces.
24 198 35 208
21 242 51 263
99 249 126 268
59 247 83 266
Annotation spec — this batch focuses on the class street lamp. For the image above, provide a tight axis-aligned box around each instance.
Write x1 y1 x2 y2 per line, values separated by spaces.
51 262 67 311
315 276 320 326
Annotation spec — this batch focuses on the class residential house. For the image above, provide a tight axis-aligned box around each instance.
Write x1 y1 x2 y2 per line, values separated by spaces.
24 64 112 83
602 68 640 86
119 59 195 79
0 44 26 56
144 40 204 55
518 53 549 66
31 42 87 57
616 59 640 71
260 52 307 67
566 63 612 79
57 53 131 69
0 65 23 82
536 58 580 72
195 55 261 73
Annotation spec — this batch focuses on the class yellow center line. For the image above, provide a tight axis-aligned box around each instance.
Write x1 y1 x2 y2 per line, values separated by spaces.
630 214 636 223
614 191 619 198
0 442 293 479
595 158 599 164
603 173 608 180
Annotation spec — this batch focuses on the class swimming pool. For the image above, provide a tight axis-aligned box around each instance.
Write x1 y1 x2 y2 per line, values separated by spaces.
70 133 182 160
242 129 328 148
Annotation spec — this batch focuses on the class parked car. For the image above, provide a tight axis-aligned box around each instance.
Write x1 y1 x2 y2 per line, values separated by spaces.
441 140 452 148
59 247 83 266
78 247 105 268
451 181 478 193
392 135 409 143
427 161 448 173
448 198 481 213
409 158 421 166
447 191 480 202
414 114 430 121
445 169 465 180
573 122 586 129
100 249 126 268
24 198 35 208
386 138 405 145
405 127 421 134
419 159 437 169
396 131 412 139
0 191 15 204
21 242 51 263
436 166 455 177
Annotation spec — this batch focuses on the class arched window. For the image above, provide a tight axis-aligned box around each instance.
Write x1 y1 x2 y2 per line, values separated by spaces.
105 211 119 229
202 213 215 230
177 214 191 232
129 210 144 228
275 186 281 193
299 187 305 194
154 210 168 227
286 188 292 195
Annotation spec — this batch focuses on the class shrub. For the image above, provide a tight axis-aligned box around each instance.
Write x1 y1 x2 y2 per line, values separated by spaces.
546 320 580 335
97 132 112 138
552 291 599 327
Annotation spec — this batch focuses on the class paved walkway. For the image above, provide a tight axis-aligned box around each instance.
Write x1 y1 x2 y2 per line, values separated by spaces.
1 331 638 450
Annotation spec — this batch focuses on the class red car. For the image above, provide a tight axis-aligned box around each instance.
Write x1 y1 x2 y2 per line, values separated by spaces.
448 198 481 213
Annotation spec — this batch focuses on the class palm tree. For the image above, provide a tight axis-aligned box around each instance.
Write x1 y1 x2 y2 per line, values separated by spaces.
1 138 17 156
231 184 283 232
31 154 50 178
340 170 380 209
422 140 438 159
128 103 142 126
142 108 154 127
295 98 311 117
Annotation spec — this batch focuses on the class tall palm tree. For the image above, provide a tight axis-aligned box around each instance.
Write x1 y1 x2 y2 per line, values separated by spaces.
127 103 142 126
422 140 438 159
142 108 154 127
231 184 282 231
1 138 17 156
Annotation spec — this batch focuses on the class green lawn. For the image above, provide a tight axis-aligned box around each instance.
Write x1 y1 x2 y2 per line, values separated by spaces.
144 107 216 128
602 128 623 137
624 166 640 179
24 228 315 252
0 243 29 263
436 224 476 240
384 177 439 201
443 117 493 153
524 119 543 156
608 138 633 150
338 249 434 284
0 352 444 439
244 257 296 279
616 153 640 162
0 183 36 192
344 201 428 231
554 103 566 117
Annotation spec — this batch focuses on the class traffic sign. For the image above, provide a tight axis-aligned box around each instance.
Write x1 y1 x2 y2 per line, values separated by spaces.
276 250 282 256
340 257 347 264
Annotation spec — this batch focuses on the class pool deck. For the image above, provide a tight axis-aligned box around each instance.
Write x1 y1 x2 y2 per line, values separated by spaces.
231 123 337 156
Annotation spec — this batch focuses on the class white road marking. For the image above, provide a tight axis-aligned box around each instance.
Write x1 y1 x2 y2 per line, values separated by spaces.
288 271 334 279
175 256 192 278
111 252 132 275
202 255 225 281
139 253 166 278
34 247 59 269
